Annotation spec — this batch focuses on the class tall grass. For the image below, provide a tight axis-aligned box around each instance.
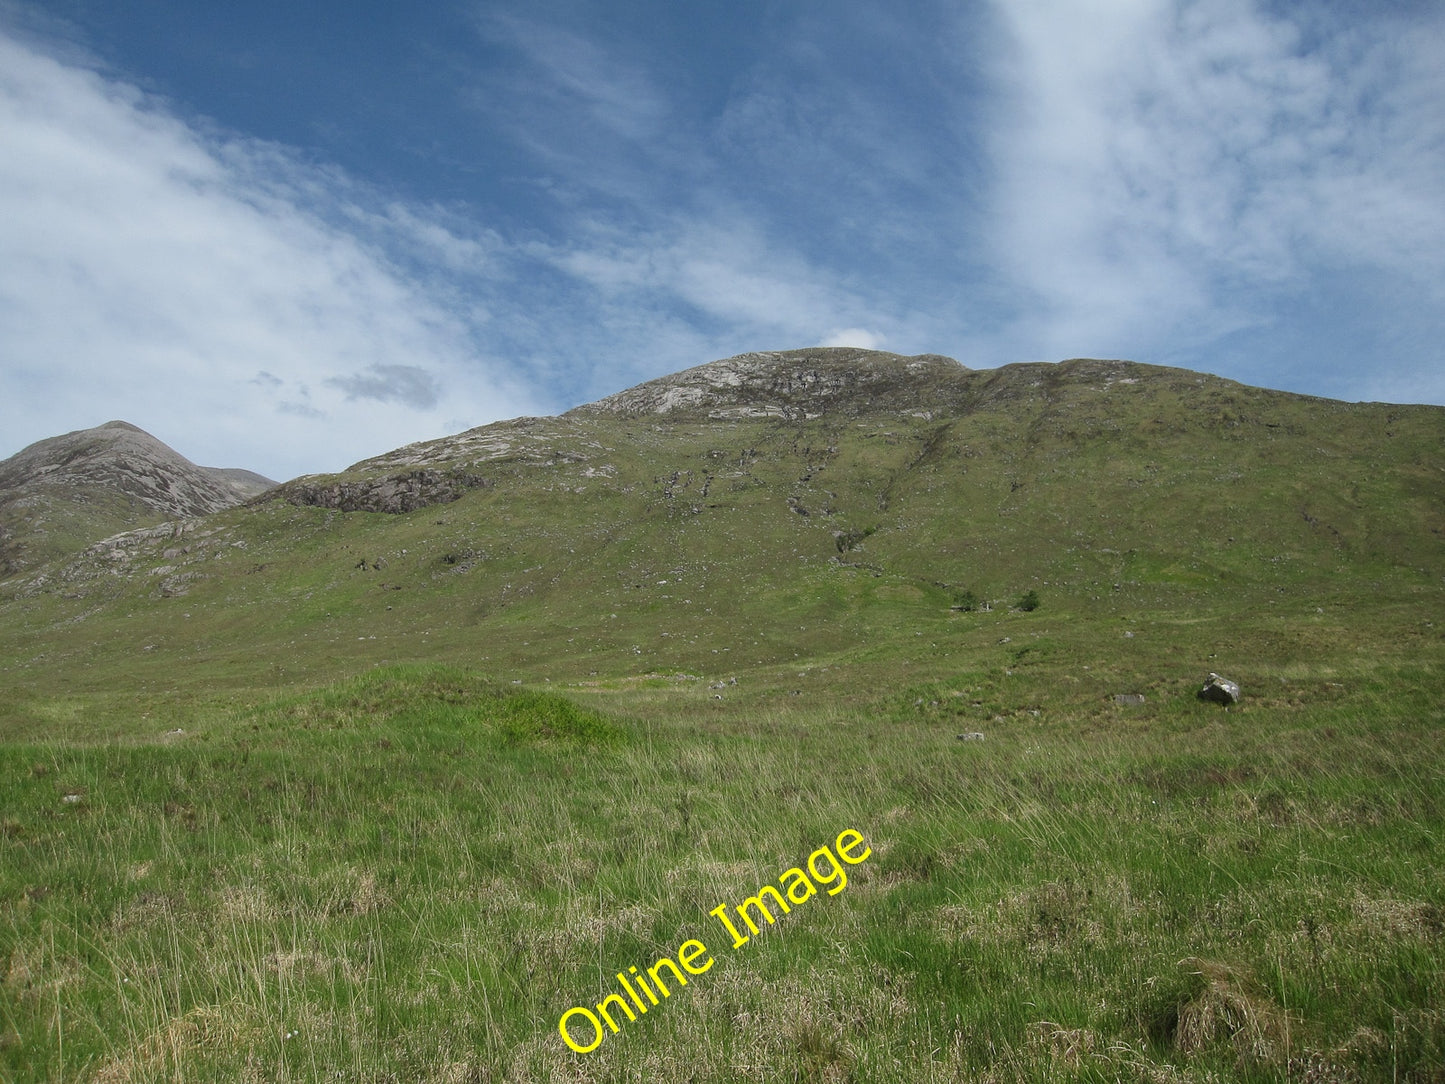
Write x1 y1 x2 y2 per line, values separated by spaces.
2 661 1441 1081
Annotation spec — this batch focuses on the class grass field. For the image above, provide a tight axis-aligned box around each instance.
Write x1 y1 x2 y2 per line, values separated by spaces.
2 357 1443 1080
2 597 1441 1082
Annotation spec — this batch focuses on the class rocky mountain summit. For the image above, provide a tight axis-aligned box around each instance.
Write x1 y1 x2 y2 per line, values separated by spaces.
569 347 969 420
274 348 969 515
270 347 1432 525
0 421 273 512
0 421 274 576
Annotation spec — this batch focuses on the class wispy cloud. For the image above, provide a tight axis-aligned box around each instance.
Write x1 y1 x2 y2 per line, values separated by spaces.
478 12 671 146
0 11 917 476
325 364 440 410
984 0 1445 385
822 328 888 351
547 218 861 332
455 6 935 391
0 27 539 479
462 10 685 210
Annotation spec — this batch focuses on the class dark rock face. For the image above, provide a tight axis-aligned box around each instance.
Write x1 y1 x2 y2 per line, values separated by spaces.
1197 673 1241 705
281 470 489 514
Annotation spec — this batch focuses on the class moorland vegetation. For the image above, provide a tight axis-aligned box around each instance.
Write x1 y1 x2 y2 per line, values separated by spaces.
1 350 1441 1081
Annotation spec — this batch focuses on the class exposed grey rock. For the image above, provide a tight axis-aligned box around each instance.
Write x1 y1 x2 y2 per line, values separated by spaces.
568 348 970 420
1198 672 1241 705
0 421 275 576
1114 693 1147 706
266 414 610 517
0 421 274 513
337 415 605 475
281 469 489 514
956 732 985 741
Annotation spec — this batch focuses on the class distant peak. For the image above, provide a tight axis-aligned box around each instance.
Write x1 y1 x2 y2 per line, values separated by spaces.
0 420 274 529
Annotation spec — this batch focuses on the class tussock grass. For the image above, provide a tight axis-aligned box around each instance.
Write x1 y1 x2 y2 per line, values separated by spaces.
2 657 1441 1081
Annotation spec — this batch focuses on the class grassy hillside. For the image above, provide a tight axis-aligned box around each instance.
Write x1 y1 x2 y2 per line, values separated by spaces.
0 484 170 580
1 354 1442 1081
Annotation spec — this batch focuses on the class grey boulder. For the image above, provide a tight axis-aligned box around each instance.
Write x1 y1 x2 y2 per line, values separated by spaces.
1197 672 1241 705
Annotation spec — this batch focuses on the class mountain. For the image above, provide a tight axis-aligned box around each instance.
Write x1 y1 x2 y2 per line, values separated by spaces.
571 346 968 419
2 348 1439 701
0 420 275 576
2 350 1443 1083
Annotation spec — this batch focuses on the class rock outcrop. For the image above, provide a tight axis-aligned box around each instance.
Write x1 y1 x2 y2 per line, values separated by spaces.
568 348 970 420
281 469 490 514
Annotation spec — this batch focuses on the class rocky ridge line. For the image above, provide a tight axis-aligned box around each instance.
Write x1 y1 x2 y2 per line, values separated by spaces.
567 347 970 420
0 421 275 517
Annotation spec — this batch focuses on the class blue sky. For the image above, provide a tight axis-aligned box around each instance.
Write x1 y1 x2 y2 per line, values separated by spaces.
1 0 1442 480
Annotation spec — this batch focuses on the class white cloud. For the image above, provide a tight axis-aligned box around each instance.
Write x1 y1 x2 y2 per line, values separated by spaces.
11 0 1435 492
0 28 540 480
533 212 904 385
986 0 1445 377
821 328 887 350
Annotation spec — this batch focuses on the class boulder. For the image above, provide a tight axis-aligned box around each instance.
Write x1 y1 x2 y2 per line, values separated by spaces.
1197 673 1241 705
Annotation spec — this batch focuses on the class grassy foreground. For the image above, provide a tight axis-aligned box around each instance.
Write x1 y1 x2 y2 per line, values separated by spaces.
2 632 1442 1082
2 357 1443 1079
